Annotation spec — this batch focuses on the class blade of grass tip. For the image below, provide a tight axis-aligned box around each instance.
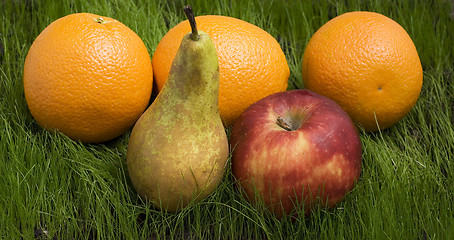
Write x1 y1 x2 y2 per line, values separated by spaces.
205 198 272 239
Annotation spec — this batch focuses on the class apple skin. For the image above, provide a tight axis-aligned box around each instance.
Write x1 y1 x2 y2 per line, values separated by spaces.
230 89 362 217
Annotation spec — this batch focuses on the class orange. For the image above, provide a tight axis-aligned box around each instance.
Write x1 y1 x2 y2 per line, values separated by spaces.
302 11 423 132
23 13 153 143
152 15 289 126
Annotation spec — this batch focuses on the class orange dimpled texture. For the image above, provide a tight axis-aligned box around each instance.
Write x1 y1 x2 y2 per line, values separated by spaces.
302 11 423 132
152 15 289 127
23 13 153 143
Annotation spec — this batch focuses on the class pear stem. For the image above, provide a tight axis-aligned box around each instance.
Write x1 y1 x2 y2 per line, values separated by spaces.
183 5 199 41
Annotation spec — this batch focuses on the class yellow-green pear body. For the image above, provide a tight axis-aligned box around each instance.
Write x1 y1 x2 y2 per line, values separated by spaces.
126 30 229 212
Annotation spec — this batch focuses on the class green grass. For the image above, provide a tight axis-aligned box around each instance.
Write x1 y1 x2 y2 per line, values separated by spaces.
1 0 453 239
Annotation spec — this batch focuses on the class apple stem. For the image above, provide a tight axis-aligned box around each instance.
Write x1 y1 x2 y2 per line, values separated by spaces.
276 117 293 131
183 5 199 41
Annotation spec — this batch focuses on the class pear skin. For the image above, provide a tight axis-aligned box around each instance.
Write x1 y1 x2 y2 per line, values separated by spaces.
126 6 229 212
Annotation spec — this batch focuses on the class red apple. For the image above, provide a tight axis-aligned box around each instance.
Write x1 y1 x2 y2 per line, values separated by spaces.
230 89 362 217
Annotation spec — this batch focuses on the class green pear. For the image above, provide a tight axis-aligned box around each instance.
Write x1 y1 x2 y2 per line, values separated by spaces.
126 6 229 212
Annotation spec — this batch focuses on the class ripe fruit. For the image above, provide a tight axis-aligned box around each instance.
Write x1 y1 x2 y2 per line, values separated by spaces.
302 11 423 132
152 15 289 126
230 89 362 217
23 13 153 143
127 6 229 212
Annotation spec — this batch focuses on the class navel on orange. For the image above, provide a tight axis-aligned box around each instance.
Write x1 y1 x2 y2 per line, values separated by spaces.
302 11 423 132
23 13 153 143
152 15 289 127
